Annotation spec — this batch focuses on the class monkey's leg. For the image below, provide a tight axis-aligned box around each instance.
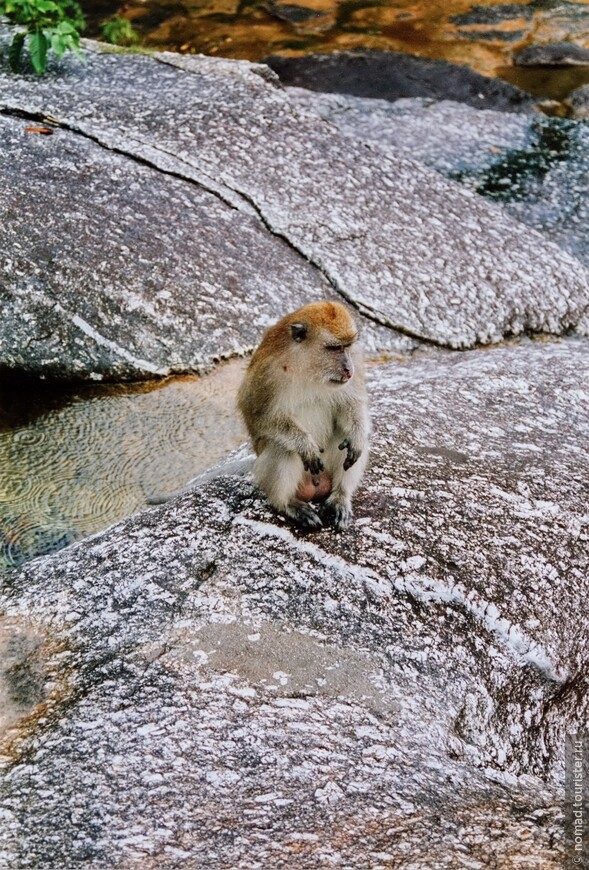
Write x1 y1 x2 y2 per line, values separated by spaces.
253 446 323 530
321 447 368 530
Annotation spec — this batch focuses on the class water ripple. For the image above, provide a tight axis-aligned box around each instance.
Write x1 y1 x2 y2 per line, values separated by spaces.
0 359 248 571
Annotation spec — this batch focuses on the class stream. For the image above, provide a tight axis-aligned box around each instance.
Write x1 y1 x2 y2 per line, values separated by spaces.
82 0 589 99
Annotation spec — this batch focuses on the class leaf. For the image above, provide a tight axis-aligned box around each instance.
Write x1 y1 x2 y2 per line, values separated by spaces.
71 38 84 61
3 0 84 75
50 29 66 57
34 0 57 12
28 30 48 74
8 31 26 72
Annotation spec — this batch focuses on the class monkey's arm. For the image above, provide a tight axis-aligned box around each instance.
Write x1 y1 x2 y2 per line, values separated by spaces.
334 399 370 470
256 415 324 475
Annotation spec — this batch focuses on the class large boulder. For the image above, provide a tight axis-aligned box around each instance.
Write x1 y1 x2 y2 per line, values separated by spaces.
286 88 589 268
0 113 332 381
1 337 587 867
1 39 589 381
265 50 537 112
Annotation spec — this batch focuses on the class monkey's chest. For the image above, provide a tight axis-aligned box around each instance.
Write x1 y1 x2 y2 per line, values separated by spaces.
294 403 335 444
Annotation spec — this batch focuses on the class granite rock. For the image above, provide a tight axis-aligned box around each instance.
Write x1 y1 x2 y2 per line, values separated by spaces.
1 40 588 380
1 338 587 867
0 114 332 381
285 88 589 269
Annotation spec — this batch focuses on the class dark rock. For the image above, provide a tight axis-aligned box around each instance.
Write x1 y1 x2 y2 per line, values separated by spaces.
1 338 587 866
458 28 526 42
452 0 589 32
265 49 537 112
514 41 589 66
451 4 535 26
264 2 326 24
0 37 588 381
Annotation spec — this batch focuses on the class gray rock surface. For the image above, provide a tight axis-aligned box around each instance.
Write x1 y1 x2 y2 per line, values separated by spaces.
1 337 587 867
286 89 533 175
286 88 589 268
1 38 589 381
514 41 589 66
0 114 332 381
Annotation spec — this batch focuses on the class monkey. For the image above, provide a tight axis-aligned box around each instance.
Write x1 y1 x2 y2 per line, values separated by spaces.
237 300 370 531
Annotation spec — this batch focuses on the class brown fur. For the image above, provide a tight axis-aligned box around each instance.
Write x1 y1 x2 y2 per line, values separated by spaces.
252 302 358 363
237 301 370 531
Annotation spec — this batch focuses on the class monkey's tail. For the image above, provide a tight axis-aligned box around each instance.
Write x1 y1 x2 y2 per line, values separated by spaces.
146 447 255 505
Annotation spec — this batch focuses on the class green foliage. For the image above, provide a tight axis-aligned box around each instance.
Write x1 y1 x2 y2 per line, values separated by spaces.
100 14 138 47
0 0 85 73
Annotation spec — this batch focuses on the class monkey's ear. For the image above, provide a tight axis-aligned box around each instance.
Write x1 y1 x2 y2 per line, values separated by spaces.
290 322 308 342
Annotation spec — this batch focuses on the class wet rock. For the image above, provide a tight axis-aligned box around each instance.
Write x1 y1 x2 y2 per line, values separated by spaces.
285 88 589 268
1 37 588 381
568 82 589 118
450 4 535 27
514 41 589 67
1 337 587 867
264 1 326 25
265 49 537 112
0 619 47 732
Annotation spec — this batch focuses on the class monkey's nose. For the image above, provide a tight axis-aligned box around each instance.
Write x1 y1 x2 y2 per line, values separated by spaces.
342 369 352 381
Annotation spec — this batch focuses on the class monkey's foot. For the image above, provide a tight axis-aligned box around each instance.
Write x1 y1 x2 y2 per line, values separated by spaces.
320 499 352 531
286 501 323 531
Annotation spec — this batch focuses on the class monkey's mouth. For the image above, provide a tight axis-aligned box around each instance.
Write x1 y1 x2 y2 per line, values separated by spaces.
329 373 352 384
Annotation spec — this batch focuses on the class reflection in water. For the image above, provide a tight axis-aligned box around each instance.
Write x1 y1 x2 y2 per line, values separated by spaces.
498 64 589 101
0 360 247 571
84 0 589 94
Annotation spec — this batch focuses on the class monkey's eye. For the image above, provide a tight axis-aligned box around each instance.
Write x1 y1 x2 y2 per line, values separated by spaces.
291 322 308 342
325 345 343 352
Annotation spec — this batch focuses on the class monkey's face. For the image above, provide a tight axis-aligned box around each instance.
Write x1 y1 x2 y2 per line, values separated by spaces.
323 340 355 385
289 321 358 387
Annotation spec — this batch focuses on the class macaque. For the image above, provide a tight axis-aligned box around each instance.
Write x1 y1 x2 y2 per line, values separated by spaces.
237 301 370 531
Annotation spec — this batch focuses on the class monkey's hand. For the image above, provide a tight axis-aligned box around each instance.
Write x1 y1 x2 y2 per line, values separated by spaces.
338 437 362 471
300 442 324 477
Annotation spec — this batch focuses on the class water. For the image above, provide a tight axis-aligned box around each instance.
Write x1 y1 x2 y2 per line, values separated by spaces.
83 0 589 98
498 63 589 101
0 360 247 571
